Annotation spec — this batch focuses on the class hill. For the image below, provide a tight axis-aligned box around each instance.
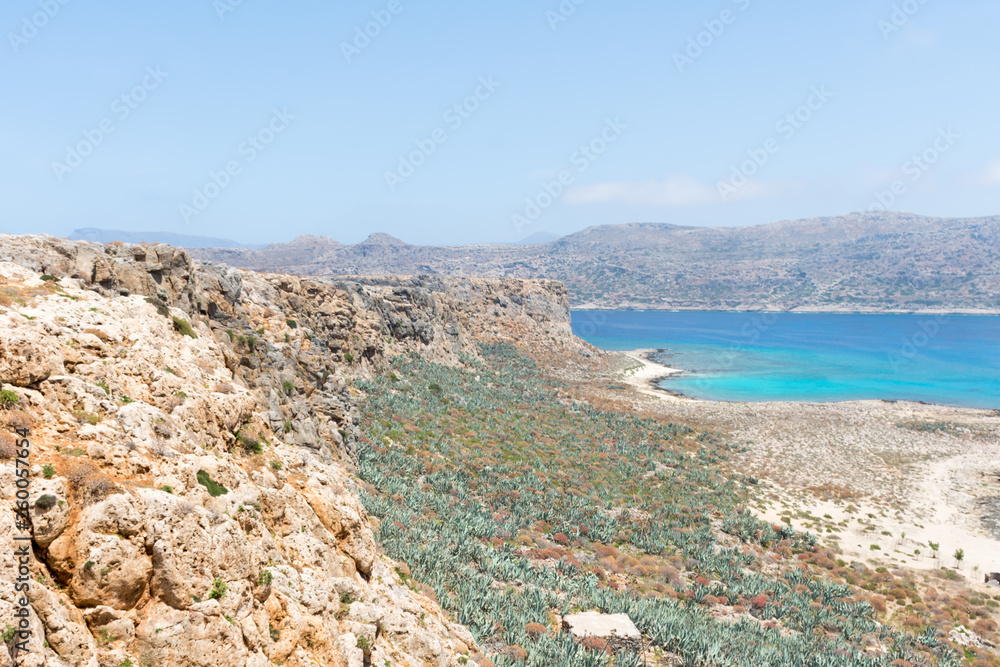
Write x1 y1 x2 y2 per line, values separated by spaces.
188 212 1000 312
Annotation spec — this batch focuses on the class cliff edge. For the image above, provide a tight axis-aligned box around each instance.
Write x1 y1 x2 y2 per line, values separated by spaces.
0 235 590 667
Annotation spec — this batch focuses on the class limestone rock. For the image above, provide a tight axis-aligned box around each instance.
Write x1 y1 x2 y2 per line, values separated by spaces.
0 234 583 667
563 611 642 651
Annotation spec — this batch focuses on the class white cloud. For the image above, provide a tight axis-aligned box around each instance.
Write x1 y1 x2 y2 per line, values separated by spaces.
565 175 773 207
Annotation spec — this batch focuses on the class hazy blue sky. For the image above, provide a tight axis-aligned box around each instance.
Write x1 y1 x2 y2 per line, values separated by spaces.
2 0 997 245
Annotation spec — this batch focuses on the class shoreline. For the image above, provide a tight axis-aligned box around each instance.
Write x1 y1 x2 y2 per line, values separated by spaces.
610 348 1000 591
616 348 1000 412
618 348 693 403
573 306 1000 316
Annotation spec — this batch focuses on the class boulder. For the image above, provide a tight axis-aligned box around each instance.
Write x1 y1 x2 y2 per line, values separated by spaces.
562 611 641 651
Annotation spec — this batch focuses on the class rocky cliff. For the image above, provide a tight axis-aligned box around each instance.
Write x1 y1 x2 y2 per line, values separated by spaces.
0 235 587 667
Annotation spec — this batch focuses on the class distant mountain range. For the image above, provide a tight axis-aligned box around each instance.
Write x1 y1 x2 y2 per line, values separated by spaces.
69 228 267 249
180 213 1000 311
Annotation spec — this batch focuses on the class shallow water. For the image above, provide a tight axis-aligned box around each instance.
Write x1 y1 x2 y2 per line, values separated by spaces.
571 311 1000 409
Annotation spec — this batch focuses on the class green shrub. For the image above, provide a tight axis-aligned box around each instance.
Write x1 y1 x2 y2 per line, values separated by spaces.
282 380 295 396
172 317 197 339
344 351 355 364
42 464 56 479
270 460 283 471
285 319 298 329
208 578 227 600
96 381 110 395
40 274 58 282
144 297 170 318
35 494 57 510
196 470 228 497
237 431 262 455
0 389 19 409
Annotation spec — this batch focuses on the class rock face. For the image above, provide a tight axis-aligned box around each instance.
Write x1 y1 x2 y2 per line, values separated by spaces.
562 612 641 651
0 235 589 667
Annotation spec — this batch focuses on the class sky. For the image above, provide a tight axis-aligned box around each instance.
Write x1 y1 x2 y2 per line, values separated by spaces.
1 0 998 246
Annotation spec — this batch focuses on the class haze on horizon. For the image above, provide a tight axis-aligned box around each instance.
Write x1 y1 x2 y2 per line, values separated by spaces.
2 0 998 246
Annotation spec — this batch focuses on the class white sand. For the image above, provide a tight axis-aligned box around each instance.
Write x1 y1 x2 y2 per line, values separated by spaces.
618 349 688 403
617 349 1000 588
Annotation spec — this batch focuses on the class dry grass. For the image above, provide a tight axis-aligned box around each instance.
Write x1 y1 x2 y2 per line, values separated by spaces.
66 460 121 505
0 432 16 459
83 327 110 342
3 410 34 431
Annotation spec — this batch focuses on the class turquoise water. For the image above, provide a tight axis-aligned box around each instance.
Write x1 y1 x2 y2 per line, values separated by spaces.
571 311 1000 409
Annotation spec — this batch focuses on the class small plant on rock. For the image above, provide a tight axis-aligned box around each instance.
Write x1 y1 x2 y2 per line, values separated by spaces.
208 578 227 600
35 494 57 510
196 470 228 497
172 317 197 339
0 389 19 409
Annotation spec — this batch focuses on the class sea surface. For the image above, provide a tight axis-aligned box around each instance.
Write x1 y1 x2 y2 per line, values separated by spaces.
571 311 1000 409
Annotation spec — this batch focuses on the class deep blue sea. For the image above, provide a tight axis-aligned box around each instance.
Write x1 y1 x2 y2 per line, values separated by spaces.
571 311 1000 409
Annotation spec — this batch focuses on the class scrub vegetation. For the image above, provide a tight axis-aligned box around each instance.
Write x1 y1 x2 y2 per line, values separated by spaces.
355 343 966 666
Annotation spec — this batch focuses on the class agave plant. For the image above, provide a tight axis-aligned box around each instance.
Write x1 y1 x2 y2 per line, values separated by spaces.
353 344 959 667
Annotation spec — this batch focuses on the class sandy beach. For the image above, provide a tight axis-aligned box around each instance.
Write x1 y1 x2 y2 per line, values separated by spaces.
617 348 688 403
611 349 1000 589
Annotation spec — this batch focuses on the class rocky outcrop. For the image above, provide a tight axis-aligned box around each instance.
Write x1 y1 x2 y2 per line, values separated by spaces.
0 235 585 667
562 612 641 652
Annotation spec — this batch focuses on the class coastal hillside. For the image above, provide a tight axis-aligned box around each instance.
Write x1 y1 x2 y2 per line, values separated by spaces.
3 235 999 667
187 212 1000 312
0 235 586 667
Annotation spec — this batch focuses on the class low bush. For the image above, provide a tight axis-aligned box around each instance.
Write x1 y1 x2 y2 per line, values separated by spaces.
0 432 16 460
35 494 57 510
208 578 227 600
66 461 120 505
172 317 197 339
0 389 19 409
196 470 228 497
